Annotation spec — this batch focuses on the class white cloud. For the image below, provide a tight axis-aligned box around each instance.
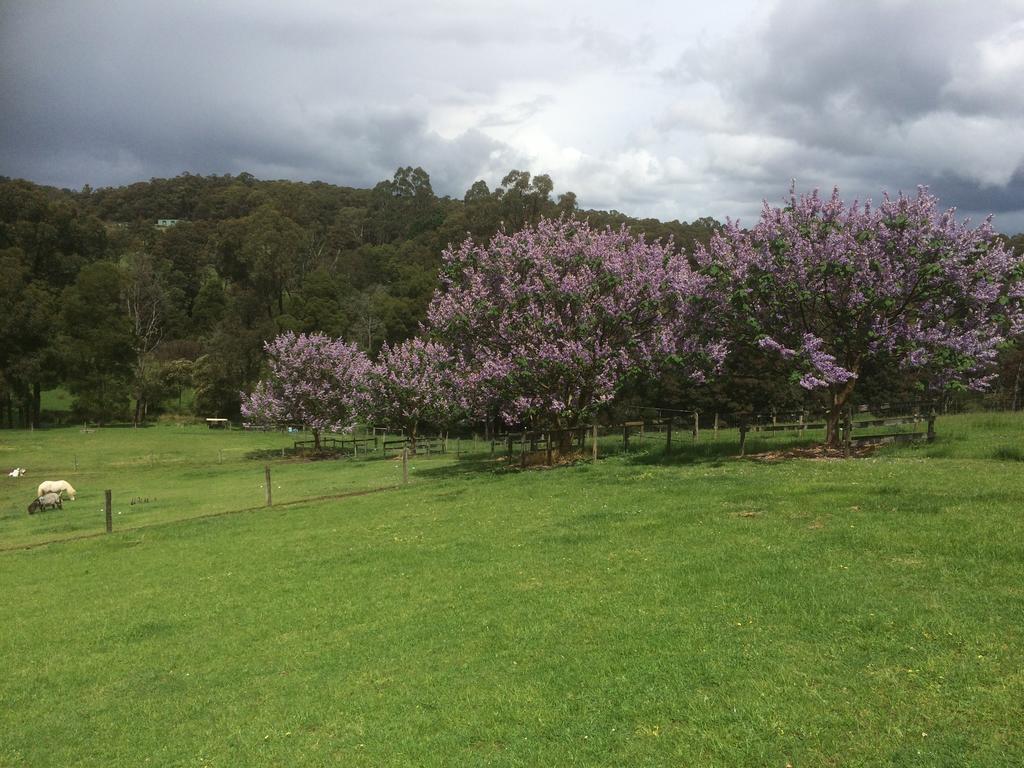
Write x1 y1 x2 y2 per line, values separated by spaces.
893 112 1024 187
945 20 1024 116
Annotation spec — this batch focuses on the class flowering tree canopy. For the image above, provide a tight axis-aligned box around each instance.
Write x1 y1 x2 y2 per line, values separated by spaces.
241 332 370 451
365 337 459 452
427 217 721 435
697 186 1024 444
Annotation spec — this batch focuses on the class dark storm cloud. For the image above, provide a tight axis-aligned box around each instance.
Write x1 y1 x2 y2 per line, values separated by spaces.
0 0 526 194
2 0 1023 231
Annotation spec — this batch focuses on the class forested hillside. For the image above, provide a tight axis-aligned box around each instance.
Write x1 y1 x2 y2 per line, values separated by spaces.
0 169 723 426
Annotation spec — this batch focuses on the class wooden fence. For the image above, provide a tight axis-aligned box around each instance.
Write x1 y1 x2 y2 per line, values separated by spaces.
733 410 936 456
292 435 378 455
287 405 937 464
291 433 451 457
479 407 938 464
491 427 591 467
382 435 446 457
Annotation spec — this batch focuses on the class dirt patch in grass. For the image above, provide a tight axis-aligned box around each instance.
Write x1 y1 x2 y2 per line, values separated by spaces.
747 444 879 462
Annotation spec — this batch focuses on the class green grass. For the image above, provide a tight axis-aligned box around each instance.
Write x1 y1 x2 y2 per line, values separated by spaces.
1 414 1023 766
37 386 199 422
0 425 409 549
39 386 74 414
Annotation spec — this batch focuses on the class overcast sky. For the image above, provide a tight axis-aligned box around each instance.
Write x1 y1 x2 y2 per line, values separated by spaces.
3 0 1024 231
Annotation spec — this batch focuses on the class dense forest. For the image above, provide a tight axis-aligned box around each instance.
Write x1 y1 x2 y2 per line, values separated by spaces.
0 169 731 427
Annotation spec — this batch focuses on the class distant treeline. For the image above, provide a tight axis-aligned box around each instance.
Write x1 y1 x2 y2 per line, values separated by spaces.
0 169 728 427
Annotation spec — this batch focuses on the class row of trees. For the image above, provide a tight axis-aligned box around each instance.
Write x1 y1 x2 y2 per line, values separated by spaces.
0 169 721 427
243 189 1024 448
242 334 454 453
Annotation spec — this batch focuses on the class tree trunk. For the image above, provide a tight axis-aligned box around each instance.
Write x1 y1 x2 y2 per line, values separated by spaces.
134 398 142 427
557 428 574 454
313 428 321 452
18 387 30 428
824 380 857 447
407 421 418 455
32 382 41 428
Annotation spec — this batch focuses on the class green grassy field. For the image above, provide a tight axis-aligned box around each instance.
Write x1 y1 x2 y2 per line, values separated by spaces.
1 415 1023 766
0 425 414 550
36 386 198 424
38 386 74 414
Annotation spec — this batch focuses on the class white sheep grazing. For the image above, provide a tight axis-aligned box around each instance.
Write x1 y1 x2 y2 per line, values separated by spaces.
37 480 77 500
28 492 63 515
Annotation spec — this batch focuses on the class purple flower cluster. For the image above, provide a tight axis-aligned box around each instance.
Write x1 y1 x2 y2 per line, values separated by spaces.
698 186 1024 401
366 338 459 443
427 217 719 427
240 332 370 441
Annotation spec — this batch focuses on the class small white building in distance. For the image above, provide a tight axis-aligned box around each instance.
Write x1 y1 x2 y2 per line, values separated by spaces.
156 219 183 228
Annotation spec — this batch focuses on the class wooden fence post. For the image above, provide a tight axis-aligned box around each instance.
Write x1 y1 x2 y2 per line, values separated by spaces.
592 424 599 461
265 466 272 507
843 410 852 458
927 410 937 443
506 436 512 464
714 412 719 441
402 448 409 484
104 490 112 533
739 423 748 457
799 412 805 433
693 410 699 442
623 424 629 452
546 432 553 466
520 433 526 468
666 417 673 454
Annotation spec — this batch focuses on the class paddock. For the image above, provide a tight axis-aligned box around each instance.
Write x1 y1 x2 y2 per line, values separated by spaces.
2 413 1023 765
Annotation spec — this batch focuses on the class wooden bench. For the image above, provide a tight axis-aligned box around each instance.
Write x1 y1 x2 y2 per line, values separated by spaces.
844 413 935 449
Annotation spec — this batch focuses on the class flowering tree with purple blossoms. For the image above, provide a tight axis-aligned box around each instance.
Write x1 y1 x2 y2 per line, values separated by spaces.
697 186 1024 446
241 332 371 452
365 338 460 454
427 218 721 448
